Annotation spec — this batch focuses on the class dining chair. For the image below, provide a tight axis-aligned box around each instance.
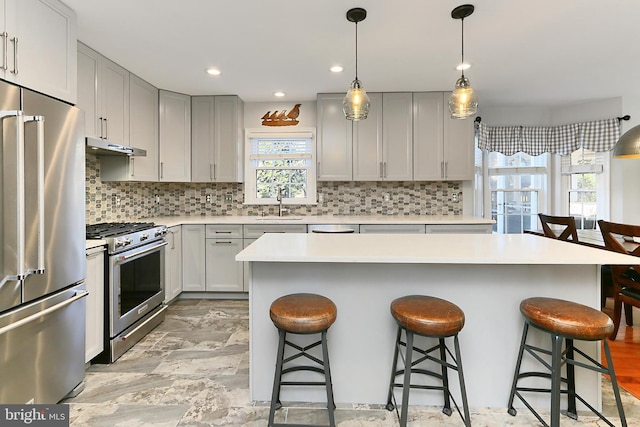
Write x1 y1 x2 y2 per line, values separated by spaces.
598 219 640 339
538 214 579 242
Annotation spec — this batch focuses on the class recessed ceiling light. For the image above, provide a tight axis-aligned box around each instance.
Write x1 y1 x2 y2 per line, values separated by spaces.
456 63 471 71
330 65 344 73
274 91 286 97
206 68 221 75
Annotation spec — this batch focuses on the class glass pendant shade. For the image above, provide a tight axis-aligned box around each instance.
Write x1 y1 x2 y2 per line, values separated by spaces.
613 124 640 158
449 75 478 119
343 79 370 121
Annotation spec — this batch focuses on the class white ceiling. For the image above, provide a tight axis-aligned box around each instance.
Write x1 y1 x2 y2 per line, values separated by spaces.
65 0 639 109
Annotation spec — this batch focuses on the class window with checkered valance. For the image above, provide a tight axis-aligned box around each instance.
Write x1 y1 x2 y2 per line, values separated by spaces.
476 118 620 155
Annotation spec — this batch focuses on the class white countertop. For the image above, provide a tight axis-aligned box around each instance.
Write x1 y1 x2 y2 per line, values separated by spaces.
144 215 494 228
236 233 639 265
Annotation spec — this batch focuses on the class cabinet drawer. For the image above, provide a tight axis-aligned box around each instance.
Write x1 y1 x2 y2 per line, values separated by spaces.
206 224 243 238
359 224 426 234
243 224 308 238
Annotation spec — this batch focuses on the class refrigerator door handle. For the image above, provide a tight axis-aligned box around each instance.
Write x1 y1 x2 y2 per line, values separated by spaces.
24 115 46 274
0 291 88 337
1 32 7 71
0 110 26 284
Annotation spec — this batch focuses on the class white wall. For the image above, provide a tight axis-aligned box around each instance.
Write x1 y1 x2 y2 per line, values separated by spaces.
244 101 316 128
615 95 640 224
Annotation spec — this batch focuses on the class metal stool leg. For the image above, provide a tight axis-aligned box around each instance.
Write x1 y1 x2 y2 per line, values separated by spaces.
603 339 628 427
399 329 414 427
268 329 286 426
439 337 452 416
550 334 563 427
507 323 529 415
565 338 577 420
386 326 402 411
321 330 336 427
453 334 471 427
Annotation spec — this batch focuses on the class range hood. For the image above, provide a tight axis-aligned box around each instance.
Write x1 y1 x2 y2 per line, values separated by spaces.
86 137 147 156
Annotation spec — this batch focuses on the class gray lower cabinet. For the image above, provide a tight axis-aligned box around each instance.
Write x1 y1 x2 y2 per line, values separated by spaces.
205 225 243 292
425 224 492 234
359 224 426 234
164 225 183 302
85 246 105 363
181 224 206 291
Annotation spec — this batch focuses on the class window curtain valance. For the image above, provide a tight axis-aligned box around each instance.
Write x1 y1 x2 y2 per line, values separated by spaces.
477 118 620 156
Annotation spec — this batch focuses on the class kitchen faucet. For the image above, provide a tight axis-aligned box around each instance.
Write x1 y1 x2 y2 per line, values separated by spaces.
276 187 284 217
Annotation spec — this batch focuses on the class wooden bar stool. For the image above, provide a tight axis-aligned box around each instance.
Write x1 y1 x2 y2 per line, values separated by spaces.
507 297 627 427
386 295 471 427
268 293 337 427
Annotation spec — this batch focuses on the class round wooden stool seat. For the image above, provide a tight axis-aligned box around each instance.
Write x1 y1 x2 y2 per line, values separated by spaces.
391 295 465 337
270 293 337 334
520 297 613 340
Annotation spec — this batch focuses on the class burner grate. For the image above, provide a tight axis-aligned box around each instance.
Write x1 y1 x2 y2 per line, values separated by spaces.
86 222 155 239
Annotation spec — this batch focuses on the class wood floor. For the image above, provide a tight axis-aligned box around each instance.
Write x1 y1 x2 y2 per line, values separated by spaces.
604 305 640 398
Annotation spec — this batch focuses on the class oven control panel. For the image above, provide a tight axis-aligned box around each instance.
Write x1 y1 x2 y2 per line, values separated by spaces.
107 225 167 254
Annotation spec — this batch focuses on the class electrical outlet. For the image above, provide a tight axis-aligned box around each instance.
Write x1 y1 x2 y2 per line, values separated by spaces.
154 194 160 204
318 193 324 203
115 195 121 207
206 194 212 203
383 192 391 202
452 192 459 203
224 193 233 202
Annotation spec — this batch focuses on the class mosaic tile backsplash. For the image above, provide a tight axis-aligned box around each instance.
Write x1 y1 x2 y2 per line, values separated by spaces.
86 153 462 223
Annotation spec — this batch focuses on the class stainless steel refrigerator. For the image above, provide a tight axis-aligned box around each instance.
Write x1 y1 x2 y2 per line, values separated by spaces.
0 80 87 404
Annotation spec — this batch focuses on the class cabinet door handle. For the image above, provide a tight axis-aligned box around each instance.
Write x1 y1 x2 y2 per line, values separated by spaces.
215 241 233 244
9 36 17 74
215 231 232 234
160 162 164 179
104 117 108 139
444 161 447 179
1 32 7 71
379 162 383 178
98 117 104 139
209 164 213 181
383 162 387 179
317 161 320 178
440 161 444 178
130 157 135 177
212 163 216 180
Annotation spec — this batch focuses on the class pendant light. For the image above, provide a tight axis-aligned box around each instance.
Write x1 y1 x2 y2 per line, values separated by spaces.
343 7 370 121
613 123 640 158
449 4 478 119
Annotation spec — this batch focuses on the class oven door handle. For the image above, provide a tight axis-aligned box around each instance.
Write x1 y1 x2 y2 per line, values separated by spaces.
116 241 168 262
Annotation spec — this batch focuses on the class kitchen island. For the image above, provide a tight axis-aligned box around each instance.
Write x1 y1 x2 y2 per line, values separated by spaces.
237 233 639 410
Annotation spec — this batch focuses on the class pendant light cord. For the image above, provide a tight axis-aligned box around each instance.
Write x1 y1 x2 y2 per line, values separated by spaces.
355 21 359 80
460 17 465 78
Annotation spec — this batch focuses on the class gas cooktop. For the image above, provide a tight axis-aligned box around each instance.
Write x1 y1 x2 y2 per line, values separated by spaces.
86 222 156 239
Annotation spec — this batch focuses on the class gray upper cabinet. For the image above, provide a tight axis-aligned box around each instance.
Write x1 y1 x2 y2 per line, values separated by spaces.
126 74 158 181
413 92 474 181
316 93 352 181
99 74 158 181
353 92 383 181
159 90 191 182
191 95 244 183
98 55 130 146
353 92 413 181
77 42 130 146
381 92 413 181
1 0 77 103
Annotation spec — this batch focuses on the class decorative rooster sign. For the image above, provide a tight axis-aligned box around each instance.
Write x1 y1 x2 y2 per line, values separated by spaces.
261 104 301 126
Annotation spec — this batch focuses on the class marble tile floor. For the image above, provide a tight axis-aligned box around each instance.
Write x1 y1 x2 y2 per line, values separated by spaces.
65 299 640 426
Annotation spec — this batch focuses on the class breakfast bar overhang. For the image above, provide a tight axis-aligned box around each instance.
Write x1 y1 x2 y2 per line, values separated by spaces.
237 233 638 410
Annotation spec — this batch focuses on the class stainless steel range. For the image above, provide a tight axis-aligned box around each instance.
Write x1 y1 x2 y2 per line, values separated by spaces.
86 222 168 363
